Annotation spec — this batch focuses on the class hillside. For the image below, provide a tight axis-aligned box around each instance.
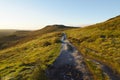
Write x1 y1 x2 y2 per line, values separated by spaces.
0 25 74 50
0 25 75 80
66 15 120 79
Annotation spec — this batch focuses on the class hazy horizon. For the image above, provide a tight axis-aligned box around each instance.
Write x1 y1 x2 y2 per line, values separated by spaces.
0 24 90 30
0 0 120 30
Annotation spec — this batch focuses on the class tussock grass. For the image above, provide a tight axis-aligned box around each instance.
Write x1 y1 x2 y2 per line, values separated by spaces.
0 32 61 80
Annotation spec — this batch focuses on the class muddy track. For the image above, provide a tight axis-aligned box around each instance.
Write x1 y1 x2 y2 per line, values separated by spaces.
46 33 92 80
91 60 120 80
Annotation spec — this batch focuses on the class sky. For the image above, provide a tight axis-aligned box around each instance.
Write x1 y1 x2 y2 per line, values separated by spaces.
0 0 120 30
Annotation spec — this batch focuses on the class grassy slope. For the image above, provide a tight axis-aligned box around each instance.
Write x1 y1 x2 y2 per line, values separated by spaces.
0 32 61 80
66 15 120 76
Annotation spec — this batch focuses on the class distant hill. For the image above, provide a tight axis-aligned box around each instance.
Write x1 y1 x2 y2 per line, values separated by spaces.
0 29 30 38
0 25 75 50
0 30 30 50
26 24 74 39
0 29 17 38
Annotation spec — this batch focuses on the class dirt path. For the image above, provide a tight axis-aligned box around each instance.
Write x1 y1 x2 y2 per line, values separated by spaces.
46 33 92 80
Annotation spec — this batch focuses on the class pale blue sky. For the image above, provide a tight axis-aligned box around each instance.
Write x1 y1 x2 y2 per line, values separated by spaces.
0 0 120 30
